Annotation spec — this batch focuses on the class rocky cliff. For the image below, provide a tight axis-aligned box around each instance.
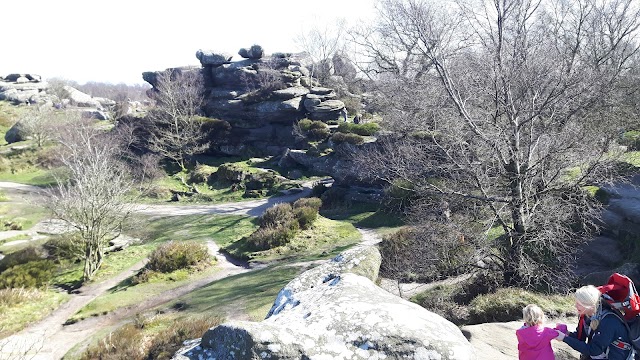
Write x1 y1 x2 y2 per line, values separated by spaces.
142 46 377 188
173 245 476 360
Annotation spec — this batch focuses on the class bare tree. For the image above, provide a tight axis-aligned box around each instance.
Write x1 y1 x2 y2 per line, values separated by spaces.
17 106 60 148
45 116 136 282
145 69 209 170
295 19 347 84
45 78 72 106
352 0 640 290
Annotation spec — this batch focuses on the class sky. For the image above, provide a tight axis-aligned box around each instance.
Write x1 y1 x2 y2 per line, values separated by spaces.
2 0 377 85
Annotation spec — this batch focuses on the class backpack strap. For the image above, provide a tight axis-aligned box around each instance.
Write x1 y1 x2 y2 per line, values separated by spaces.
601 309 635 357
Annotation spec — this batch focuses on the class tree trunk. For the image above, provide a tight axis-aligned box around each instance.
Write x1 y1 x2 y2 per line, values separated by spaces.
83 242 104 282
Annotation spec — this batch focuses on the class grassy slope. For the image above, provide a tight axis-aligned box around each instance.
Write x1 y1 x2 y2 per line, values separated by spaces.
162 265 302 322
0 289 69 337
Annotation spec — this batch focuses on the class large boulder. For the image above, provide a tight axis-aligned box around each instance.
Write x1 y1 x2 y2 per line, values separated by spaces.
238 45 264 59
175 246 476 360
5 121 28 144
196 49 233 67
63 86 101 108
0 76 48 104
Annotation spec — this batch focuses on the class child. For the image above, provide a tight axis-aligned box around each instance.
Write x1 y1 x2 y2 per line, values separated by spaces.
516 304 560 360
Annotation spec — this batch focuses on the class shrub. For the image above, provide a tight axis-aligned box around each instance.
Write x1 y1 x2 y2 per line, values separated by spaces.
146 241 210 273
131 268 157 285
0 260 56 289
247 222 299 250
44 233 84 262
307 127 331 140
259 203 295 228
146 315 223 359
379 225 474 283
311 182 329 198
143 185 172 199
0 246 47 273
214 163 248 184
336 122 380 136
80 323 145 360
413 285 470 325
298 119 327 132
331 132 365 145
189 163 217 184
4 220 22 230
293 206 318 230
298 119 330 141
293 197 322 211
0 287 44 306
0 156 11 173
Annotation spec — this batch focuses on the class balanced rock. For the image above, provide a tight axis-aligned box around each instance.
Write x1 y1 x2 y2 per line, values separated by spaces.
238 45 264 59
174 246 476 360
196 49 233 67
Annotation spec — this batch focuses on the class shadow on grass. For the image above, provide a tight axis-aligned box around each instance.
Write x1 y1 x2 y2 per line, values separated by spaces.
320 203 405 229
167 265 302 316
109 277 136 293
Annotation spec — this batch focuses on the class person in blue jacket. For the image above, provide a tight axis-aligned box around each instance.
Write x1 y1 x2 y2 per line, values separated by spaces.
555 285 632 360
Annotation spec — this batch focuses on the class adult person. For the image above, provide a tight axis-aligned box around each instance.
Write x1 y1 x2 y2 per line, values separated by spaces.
555 285 633 360
341 107 348 122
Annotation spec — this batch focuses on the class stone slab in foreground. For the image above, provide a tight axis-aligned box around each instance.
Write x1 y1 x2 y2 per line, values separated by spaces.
174 246 476 360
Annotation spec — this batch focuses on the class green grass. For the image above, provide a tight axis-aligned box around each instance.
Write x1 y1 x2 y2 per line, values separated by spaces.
68 265 220 322
0 202 49 230
161 265 302 321
622 151 640 167
130 214 258 248
468 288 576 324
51 243 158 289
0 234 30 246
0 288 70 337
62 214 257 318
0 168 56 186
321 203 405 236
137 155 306 204
0 236 47 255
224 215 362 263
52 214 255 288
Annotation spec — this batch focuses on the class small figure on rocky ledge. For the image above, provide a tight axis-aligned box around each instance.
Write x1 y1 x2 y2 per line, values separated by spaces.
341 107 348 122
353 113 362 124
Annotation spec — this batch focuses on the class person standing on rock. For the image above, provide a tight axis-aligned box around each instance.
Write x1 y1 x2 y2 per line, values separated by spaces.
517 304 560 359
341 107 348 122
554 285 633 360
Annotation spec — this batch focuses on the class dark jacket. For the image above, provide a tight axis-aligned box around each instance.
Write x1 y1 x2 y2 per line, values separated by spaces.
564 311 632 360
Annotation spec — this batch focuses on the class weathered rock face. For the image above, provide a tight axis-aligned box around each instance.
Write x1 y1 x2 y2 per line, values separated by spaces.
174 246 476 360
144 47 347 157
0 74 49 105
0 74 114 122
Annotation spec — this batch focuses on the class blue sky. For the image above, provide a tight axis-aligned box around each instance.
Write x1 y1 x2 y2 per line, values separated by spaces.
2 0 376 85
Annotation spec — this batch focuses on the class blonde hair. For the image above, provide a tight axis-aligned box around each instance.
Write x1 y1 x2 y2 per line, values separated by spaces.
575 285 601 309
575 285 602 330
522 304 546 326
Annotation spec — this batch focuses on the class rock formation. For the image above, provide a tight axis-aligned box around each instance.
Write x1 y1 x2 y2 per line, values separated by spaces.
140 46 383 190
143 48 349 158
173 246 476 360
0 74 49 105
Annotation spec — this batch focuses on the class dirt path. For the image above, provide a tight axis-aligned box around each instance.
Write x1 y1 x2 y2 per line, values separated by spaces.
129 187 313 218
0 259 147 360
0 181 318 359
